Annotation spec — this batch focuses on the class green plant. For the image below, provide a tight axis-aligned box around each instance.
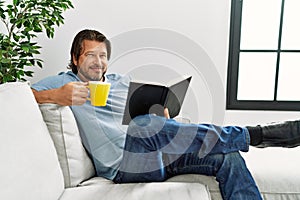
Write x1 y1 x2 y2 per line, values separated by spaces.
0 0 73 83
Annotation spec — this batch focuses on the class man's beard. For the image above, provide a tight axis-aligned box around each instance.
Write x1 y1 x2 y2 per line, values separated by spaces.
89 70 106 81
77 65 106 81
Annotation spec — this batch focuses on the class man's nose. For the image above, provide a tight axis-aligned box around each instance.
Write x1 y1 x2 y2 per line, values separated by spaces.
93 56 103 67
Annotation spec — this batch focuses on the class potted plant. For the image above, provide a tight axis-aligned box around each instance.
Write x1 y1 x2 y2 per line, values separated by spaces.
0 0 73 84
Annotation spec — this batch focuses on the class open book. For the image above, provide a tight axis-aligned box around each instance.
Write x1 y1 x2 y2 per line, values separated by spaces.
122 75 192 125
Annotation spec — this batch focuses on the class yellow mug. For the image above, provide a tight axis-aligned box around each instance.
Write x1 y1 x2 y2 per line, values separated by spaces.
87 81 111 106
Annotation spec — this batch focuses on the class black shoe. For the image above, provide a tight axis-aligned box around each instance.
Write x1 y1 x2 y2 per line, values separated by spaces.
256 120 300 148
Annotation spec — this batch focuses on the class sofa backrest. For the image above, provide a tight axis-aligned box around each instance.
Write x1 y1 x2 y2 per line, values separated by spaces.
0 82 64 200
39 103 95 188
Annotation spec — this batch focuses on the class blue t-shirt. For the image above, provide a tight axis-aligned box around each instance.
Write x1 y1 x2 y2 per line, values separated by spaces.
32 71 131 180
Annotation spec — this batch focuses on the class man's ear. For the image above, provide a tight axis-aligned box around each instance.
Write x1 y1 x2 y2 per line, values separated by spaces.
72 54 78 66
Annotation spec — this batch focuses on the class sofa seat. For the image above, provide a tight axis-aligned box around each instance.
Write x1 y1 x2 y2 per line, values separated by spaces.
60 182 211 200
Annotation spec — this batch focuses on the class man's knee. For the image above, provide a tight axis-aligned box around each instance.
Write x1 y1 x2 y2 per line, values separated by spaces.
221 152 246 170
127 114 168 138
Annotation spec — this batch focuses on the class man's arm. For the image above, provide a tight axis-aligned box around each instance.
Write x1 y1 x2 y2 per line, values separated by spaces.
32 82 89 106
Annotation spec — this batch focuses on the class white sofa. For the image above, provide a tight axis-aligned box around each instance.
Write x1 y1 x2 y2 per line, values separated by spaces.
1 82 300 200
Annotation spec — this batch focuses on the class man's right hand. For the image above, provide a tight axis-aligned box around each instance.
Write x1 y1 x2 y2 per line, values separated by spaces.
32 82 89 106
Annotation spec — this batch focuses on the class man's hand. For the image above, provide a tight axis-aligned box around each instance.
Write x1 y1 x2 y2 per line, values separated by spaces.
54 82 89 105
164 107 170 119
32 82 89 106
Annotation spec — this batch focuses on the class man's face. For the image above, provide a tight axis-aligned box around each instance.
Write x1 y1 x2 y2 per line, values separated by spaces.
74 40 108 82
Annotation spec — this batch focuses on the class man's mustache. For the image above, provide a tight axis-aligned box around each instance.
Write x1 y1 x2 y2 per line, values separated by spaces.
90 64 105 70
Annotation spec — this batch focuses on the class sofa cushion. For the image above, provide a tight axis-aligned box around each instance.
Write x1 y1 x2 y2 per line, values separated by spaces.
39 103 95 188
78 176 114 186
60 182 211 200
242 146 300 200
166 174 221 200
0 82 64 200
167 147 300 200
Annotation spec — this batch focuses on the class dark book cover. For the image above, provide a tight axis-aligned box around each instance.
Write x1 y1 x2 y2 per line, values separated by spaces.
122 76 192 125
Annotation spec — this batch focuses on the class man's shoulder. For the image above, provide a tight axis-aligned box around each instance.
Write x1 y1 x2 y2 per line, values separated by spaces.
31 71 79 91
106 73 131 83
106 73 123 81
60 71 80 80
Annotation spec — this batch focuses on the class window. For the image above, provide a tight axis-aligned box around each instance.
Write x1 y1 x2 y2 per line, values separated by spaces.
227 0 300 111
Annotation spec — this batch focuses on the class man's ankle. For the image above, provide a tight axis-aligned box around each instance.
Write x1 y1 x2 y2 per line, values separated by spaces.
246 126 263 146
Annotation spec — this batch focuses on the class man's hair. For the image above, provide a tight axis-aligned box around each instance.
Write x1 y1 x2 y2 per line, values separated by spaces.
68 29 111 74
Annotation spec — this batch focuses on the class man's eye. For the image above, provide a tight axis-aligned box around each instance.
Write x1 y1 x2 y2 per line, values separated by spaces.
87 53 95 57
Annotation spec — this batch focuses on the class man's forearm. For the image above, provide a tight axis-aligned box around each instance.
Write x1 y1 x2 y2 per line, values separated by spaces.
31 82 89 106
31 89 60 104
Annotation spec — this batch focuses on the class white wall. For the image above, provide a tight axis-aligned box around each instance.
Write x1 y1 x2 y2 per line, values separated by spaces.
29 0 300 125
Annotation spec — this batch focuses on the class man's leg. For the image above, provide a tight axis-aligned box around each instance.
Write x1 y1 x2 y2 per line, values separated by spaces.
165 152 262 200
248 120 300 148
114 114 250 182
125 114 250 155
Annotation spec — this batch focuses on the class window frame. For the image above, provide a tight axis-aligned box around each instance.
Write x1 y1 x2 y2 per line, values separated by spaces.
226 0 300 111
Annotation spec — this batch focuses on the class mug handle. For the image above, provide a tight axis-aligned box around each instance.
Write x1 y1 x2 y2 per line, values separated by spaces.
86 85 91 101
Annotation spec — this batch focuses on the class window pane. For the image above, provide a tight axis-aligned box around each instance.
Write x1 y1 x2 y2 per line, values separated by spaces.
240 0 282 50
237 53 277 100
277 53 300 100
281 0 300 49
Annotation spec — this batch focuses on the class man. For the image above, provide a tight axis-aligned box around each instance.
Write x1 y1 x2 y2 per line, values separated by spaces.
31 29 300 200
